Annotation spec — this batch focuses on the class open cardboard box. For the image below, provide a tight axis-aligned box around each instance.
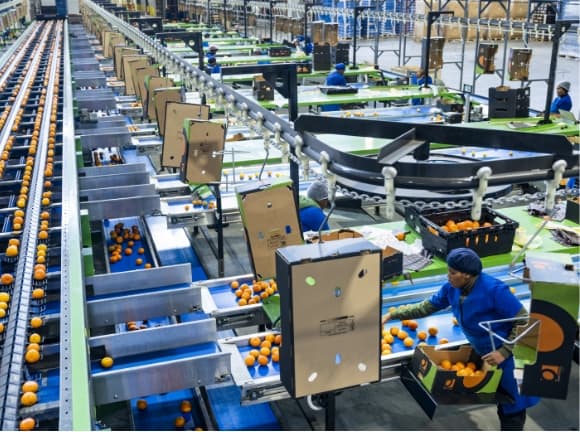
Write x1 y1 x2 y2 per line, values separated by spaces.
162 102 210 168
236 179 303 279
410 345 503 404
309 229 403 280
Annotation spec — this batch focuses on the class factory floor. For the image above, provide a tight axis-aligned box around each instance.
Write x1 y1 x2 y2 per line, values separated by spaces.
191 204 580 431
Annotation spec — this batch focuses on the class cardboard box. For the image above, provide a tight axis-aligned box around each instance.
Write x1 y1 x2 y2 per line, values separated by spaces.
146 76 175 121
122 55 150 95
114 47 140 80
162 102 210 168
154 87 182 136
521 252 580 399
310 229 403 280
410 345 503 404
134 66 160 105
180 119 225 184
236 179 303 279
276 238 382 398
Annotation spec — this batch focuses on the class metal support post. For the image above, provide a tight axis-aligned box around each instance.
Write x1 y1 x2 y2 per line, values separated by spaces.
540 20 574 124
422 11 453 88
269 0 275 42
223 0 227 31
211 183 225 277
243 0 248 37
352 6 370 69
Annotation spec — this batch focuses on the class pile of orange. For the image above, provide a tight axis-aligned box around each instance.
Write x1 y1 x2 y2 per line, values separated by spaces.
108 223 148 267
439 219 493 233
126 321 148 331
382 320 448 355
438 359 485 377
244 333 282 367
231 279 278 307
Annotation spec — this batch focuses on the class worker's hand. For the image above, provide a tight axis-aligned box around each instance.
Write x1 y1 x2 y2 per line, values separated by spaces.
381 313 392 326
482 350 506 366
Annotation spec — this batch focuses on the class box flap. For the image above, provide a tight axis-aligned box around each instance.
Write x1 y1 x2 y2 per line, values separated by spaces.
134 66 160 105
123 56 150 96
146 77 174 120
180 120 226 184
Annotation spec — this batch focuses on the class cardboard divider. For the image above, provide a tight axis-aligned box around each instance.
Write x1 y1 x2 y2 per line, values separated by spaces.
104 32 124 58
145 77 174 121
180 120 225 184
114 47 139 80
122 56 150 95
236 180 303 280
134 66 160 106
162 102 210 168
154 88 182 136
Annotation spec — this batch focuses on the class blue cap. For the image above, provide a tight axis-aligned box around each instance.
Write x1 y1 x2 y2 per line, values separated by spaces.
335 63 346 70
297 35 305 42
446 248 482 275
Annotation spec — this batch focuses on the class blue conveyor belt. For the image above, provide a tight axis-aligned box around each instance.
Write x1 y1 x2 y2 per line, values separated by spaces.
238 345 281 379
103 217 154 273
122 149 157 176
91 342 220 374
208 278 254 309
132 389 204 430
206 386 280 431
35 369 60 405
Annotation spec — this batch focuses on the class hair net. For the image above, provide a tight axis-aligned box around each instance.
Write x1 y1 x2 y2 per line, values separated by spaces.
307 181 328 202
446 248 482 275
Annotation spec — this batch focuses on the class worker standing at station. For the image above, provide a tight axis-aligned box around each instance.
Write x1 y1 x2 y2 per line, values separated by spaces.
382 248 540 431
549 81 572 114
299 180 330 233
206 56 221 74
321 63 348 112
412 68 433 106
206 45 219 59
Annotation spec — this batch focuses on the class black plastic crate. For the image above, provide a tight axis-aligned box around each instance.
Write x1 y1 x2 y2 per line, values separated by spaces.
565 197 579 223
488 87 530 118
405 206 519 258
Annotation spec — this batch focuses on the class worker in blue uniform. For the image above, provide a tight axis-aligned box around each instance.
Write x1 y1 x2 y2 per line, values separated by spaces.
382 248 539 431
299 180 330 232
206 56 221 74
321 63 348 112
549 81 572 114
412 68 433 106
206 45 218 59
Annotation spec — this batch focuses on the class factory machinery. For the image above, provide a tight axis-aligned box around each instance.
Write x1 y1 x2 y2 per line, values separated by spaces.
0 2 577 430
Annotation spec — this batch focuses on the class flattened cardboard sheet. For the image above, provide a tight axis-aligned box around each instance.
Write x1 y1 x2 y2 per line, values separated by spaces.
237 183 303 279
154 87 182 136
135 66 160 106
180 120 225 184
146 77 174 120
104 32 124 58
114 47 139 80
122 56 150 95
162 102 210 168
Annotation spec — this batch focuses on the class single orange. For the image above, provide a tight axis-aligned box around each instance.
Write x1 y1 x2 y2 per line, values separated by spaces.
0 273 12 285
264 334 275 343
135 259 143 265
271 350 279 362
136 399 147 410
180 400 192 413
244 355 256 367
175 416 186 428
260 340 272 349
383 334 394 344
238 298 247 306
397 330 408 340
389 327 399 337
257 355 269 366
440 359 452 370
249 349 260 358
274 334 282 345
21 381 39 393
439 338 449 345
407 320 419 331
31 288 45 299
26 343 40 352
466 361 477 371
25 349 40 363
428 327 438 337
230 281 239 289
19 418 35 431
29 333 41 344
30 317 42 328
417 331 427 341
452 317 459 326
20 391 38 406
249 337 261 347
403 337 414 347
100 357 114 368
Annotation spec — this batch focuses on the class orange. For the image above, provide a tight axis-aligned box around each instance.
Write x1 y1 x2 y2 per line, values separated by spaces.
29 333 41 344
407 320 419 330
234 290 243 298
249 349 260 358
440 359 452 370
264 334 275 343
137 248 145 254
33 269 46 281
260 340 272 349
19 417 35 431
260 347 271 357
257 355 269 366
397 330 408 340
22 381 38 393
24 349 40 363
274 334 282 345
230 280 239 289
466 362 477 371
384 334 394 344
30 317 42 328
26 343 40 352
417 331 427 341
31 288 45 299
100 357 114 368
439 338 449 345
403 337 414 347
144 263 152 269
135 259 143 265
452 317 459 326
238 298 247 306
271 350 279 362
0 301 7 310
0 323 4 333
510 287 516 294
428 327 438 337
455 361 465 370
244 355 256 367
389 327 399 337
249 337 261 347
180 400 192 413
136 399 148 410
8 238 20 246
20 391 38 406
0 309 5 318
401 320 409 327
124 248 132 256
175 416 186 428
6 244 18 256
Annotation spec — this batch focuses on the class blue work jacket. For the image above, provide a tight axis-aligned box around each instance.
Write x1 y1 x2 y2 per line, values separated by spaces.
429 272 540 414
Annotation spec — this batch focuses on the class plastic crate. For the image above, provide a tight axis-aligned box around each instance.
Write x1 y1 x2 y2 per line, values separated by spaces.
405 206 519 258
